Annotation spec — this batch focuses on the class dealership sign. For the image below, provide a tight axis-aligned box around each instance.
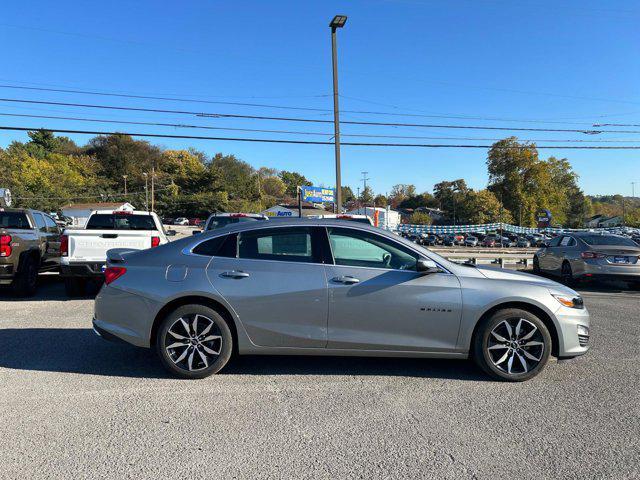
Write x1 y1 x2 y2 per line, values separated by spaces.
301 186 335 203
537 209 552 228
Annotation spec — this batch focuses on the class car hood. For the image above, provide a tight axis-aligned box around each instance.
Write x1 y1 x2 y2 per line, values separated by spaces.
475 265 563 288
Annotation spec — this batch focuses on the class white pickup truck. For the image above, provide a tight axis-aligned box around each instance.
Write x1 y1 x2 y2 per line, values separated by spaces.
60 210 169 296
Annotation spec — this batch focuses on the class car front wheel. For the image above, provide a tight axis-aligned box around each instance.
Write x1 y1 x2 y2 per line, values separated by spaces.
156 304 233 379
473 308 552 382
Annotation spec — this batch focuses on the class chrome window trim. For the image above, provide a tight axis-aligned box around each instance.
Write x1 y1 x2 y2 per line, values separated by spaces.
183 222 452 275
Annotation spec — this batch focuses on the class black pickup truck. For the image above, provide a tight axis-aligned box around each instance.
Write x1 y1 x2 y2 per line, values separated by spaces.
0 208 62 296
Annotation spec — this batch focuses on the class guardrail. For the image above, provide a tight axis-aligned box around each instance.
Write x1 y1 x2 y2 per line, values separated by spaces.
433 251 534 269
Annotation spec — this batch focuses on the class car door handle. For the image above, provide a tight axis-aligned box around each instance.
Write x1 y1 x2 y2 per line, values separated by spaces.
220 270 250 279
331 275 360 284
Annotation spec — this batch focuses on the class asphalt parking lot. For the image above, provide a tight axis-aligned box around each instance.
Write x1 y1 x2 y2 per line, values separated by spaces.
1 276 639 479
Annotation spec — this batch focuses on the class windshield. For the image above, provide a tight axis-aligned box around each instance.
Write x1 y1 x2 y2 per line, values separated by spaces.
0 212 31 229
86 214 157 230
206 216 265 230
581 235 638 247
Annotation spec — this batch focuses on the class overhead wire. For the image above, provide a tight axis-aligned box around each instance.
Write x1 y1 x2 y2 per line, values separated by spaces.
3 126 640 149
2 97 640 134
1 112 640 143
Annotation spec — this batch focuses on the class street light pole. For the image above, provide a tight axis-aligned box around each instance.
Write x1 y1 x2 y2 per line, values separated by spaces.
330 15 347 213
122 175 128 196
143 172 148 212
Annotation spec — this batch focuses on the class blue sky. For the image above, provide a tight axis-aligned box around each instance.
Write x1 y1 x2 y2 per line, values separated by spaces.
1 0 639 196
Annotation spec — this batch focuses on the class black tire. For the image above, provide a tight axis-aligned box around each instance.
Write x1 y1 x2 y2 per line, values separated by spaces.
472 308 552 382
12 254 39 297
156 304 233 379
64 277 86 297
561 261 575 286
532 256 541 274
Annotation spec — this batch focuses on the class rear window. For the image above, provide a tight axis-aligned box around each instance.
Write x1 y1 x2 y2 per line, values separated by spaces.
581 235 638 247
206 216 265 230
86 214 157 230
0 212 30 229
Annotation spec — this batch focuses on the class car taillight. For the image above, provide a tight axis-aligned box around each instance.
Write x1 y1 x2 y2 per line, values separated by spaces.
0 234 12 257
104 266 127 285
581 251 605 259
60 234 68 256
151 236 160 248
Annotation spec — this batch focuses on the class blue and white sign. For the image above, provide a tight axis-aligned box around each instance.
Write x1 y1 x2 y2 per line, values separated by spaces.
301 186 335 203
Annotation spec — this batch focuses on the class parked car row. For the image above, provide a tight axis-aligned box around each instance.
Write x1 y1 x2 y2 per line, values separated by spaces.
400 231 551 248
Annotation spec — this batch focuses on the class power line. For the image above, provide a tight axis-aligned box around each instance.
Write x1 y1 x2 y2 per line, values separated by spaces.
0 84 334 113
3 97 640 134
0 84 612 126
3 125 640 149
4 112 640 143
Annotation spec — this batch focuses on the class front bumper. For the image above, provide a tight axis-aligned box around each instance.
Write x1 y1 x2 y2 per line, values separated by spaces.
554 305 591 358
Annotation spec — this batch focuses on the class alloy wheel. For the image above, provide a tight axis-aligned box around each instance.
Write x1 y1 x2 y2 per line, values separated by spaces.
486 318 545 375
164 314 223 372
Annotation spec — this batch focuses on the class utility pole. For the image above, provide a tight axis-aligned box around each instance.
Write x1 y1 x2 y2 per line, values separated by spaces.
143 172 148 212
357 186 360 209
122 175 128 196
330 15 347 213
151 165 155 212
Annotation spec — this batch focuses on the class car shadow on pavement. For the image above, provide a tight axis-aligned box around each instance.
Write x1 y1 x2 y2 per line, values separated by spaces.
0 327 487 381
224 355 486 381
0 274 101 302
0 328 166 378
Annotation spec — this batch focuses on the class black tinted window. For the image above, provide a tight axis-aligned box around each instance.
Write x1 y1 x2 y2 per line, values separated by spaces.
86 214 157 230
581 235 638 247
239 227 314 263
0 212 30 229
192 234 237 257
206 216 265 230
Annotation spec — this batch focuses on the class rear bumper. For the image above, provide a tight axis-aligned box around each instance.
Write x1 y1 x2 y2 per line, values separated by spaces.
61 263 105 278
93 284 157 347
577 261 640 282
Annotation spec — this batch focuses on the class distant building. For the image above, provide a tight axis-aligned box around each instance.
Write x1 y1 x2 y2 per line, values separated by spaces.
416 207 446 221
584 214 623 228
345 206 401 229
598 216 623 228
61 202 135 228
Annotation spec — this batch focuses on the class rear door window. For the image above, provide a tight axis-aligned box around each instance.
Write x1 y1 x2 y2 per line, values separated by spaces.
238 227 315 263
0 212 31 229
192 234 238 257
86 214 157 230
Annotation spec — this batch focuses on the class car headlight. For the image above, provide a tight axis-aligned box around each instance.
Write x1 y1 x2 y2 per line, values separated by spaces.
552 294 584 309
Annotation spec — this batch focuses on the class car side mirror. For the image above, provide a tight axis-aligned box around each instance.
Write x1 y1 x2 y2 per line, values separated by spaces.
166 229 177 236
417 258 439 274
192 230 202 236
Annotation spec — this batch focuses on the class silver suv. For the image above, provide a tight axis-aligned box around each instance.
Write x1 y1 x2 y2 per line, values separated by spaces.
94 219 590 381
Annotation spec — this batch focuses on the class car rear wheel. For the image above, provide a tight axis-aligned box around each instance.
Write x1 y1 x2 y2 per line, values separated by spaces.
473 308 552 382
561 261 574 286
12 254 38 297
156 304 233 379
532 256 541 274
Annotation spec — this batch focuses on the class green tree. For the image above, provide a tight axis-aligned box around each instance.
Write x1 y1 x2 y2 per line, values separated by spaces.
211 154 259 200
358 186 374 205
279 170 312 197
373 194 388 207
341 186 355 203
407 211 433 225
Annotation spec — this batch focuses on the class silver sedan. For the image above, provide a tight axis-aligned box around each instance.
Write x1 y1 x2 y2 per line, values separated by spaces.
534 232 640 287
93 219 590 381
